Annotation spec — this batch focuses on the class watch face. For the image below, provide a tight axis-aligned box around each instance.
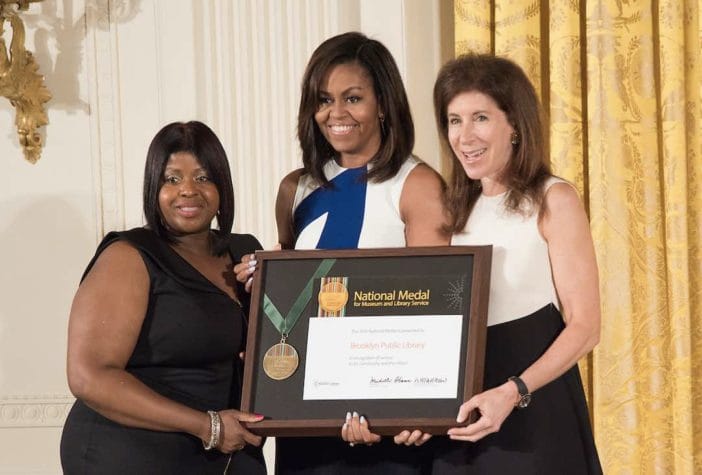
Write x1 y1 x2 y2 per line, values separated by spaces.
518 394 532 408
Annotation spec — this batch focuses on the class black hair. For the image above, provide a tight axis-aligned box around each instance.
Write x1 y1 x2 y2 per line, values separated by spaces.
142 121 234 254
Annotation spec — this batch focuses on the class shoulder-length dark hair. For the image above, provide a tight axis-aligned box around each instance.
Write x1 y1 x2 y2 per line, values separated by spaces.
433 53 551 233
142 121 235 255
298 31 414 186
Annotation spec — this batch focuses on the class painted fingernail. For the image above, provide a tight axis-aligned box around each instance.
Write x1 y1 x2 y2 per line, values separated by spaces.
345 412 351 422
352 411 359 419
248 259 257 268
360 416 366 425
254 413 265 419
246 277 253 286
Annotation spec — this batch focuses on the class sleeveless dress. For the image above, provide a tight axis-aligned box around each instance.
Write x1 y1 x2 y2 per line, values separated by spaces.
275 157 428 474
431 177 603 474
60 228 266 475
291 157 419 249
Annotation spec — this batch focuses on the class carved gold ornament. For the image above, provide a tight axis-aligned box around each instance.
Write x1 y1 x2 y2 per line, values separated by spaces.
0 0 50 164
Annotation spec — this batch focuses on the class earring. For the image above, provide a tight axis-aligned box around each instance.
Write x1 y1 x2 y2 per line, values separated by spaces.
379 113 386 135
511 131 519 146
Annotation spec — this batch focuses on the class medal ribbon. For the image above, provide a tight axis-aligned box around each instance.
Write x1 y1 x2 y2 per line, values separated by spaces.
262 259 336 335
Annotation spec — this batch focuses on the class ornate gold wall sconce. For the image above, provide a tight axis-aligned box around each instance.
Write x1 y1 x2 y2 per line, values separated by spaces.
1 0 51 164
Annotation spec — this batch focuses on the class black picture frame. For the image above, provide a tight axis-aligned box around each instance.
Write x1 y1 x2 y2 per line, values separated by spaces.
240 245 491 437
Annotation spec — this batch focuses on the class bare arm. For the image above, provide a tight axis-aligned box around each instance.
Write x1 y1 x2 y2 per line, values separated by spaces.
449 182 601 441
521 182 601 390
67 241 262 450
276 169 304 250
399 163 450 246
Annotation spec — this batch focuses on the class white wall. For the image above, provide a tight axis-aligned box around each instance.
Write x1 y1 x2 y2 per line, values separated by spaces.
0 0 450 472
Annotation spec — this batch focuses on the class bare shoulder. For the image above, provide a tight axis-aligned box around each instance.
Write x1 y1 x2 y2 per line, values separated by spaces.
402 162 445 205
276 168 305 213
276 168 305 249
278 168 305 196
95 240 144 268
400 162 449 246
70 238 150 342
543 180 583 215
406 162 445 188
81 239 148 287
540 180 589 241
402 163 445 202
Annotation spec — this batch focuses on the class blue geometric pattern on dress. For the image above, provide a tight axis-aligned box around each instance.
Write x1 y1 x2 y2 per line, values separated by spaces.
293 166 367 249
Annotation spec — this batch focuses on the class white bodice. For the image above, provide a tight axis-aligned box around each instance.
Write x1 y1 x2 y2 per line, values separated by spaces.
451 177 565 326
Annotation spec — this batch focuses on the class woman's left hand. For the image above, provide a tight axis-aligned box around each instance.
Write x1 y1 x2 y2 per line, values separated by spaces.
341 411 381 446
217 409 264 453
447 381 518 442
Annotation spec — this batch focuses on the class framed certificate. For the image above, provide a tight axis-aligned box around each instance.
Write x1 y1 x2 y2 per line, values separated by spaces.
240 246 491 437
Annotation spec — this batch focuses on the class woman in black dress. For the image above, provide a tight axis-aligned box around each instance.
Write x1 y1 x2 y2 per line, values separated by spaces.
60 121 267 474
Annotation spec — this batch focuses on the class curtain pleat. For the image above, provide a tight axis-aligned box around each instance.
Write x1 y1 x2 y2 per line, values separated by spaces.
453 1 702 472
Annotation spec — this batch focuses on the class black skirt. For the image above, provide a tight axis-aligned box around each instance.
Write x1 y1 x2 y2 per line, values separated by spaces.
428 304 602 475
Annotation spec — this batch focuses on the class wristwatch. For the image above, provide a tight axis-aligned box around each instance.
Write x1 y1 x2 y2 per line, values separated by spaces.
508 376 532 409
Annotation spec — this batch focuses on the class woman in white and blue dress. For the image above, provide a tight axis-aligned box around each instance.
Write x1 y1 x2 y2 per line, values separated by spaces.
429 54 603 474
238 32 448 474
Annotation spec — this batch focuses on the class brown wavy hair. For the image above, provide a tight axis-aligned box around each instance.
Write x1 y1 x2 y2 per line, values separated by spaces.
433 54 551 233
298 32 415 186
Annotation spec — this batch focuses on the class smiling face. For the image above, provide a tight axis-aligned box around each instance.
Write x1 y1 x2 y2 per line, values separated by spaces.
314 62 382 168
158 151 220 236
447 90 516 195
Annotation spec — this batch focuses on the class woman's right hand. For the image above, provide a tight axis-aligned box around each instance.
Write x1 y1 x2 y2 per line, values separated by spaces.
447 381 518 442
393 429 432 446
341 411 381 446
216 409 264 453
233 254 257 293
234 244 283 293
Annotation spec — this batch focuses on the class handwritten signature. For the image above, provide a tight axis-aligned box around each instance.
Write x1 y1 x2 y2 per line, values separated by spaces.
369 376 448 385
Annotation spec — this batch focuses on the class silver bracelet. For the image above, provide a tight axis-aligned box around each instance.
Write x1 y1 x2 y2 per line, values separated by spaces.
202 410 221 451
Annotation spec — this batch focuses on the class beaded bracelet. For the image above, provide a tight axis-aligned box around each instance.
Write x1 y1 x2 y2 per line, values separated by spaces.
202 410 221 451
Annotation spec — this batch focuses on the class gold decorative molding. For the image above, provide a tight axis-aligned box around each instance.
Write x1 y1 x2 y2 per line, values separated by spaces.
0 0 51 164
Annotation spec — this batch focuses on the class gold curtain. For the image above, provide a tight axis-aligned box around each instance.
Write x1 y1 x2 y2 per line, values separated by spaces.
454 1 701 473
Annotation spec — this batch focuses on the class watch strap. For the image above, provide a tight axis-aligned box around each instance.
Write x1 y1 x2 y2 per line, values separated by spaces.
508 376 532 408
508 375 529 396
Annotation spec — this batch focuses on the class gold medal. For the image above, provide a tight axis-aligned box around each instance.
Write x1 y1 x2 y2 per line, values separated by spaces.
318 280 349 314
261 259 337 380
262 341 299 380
